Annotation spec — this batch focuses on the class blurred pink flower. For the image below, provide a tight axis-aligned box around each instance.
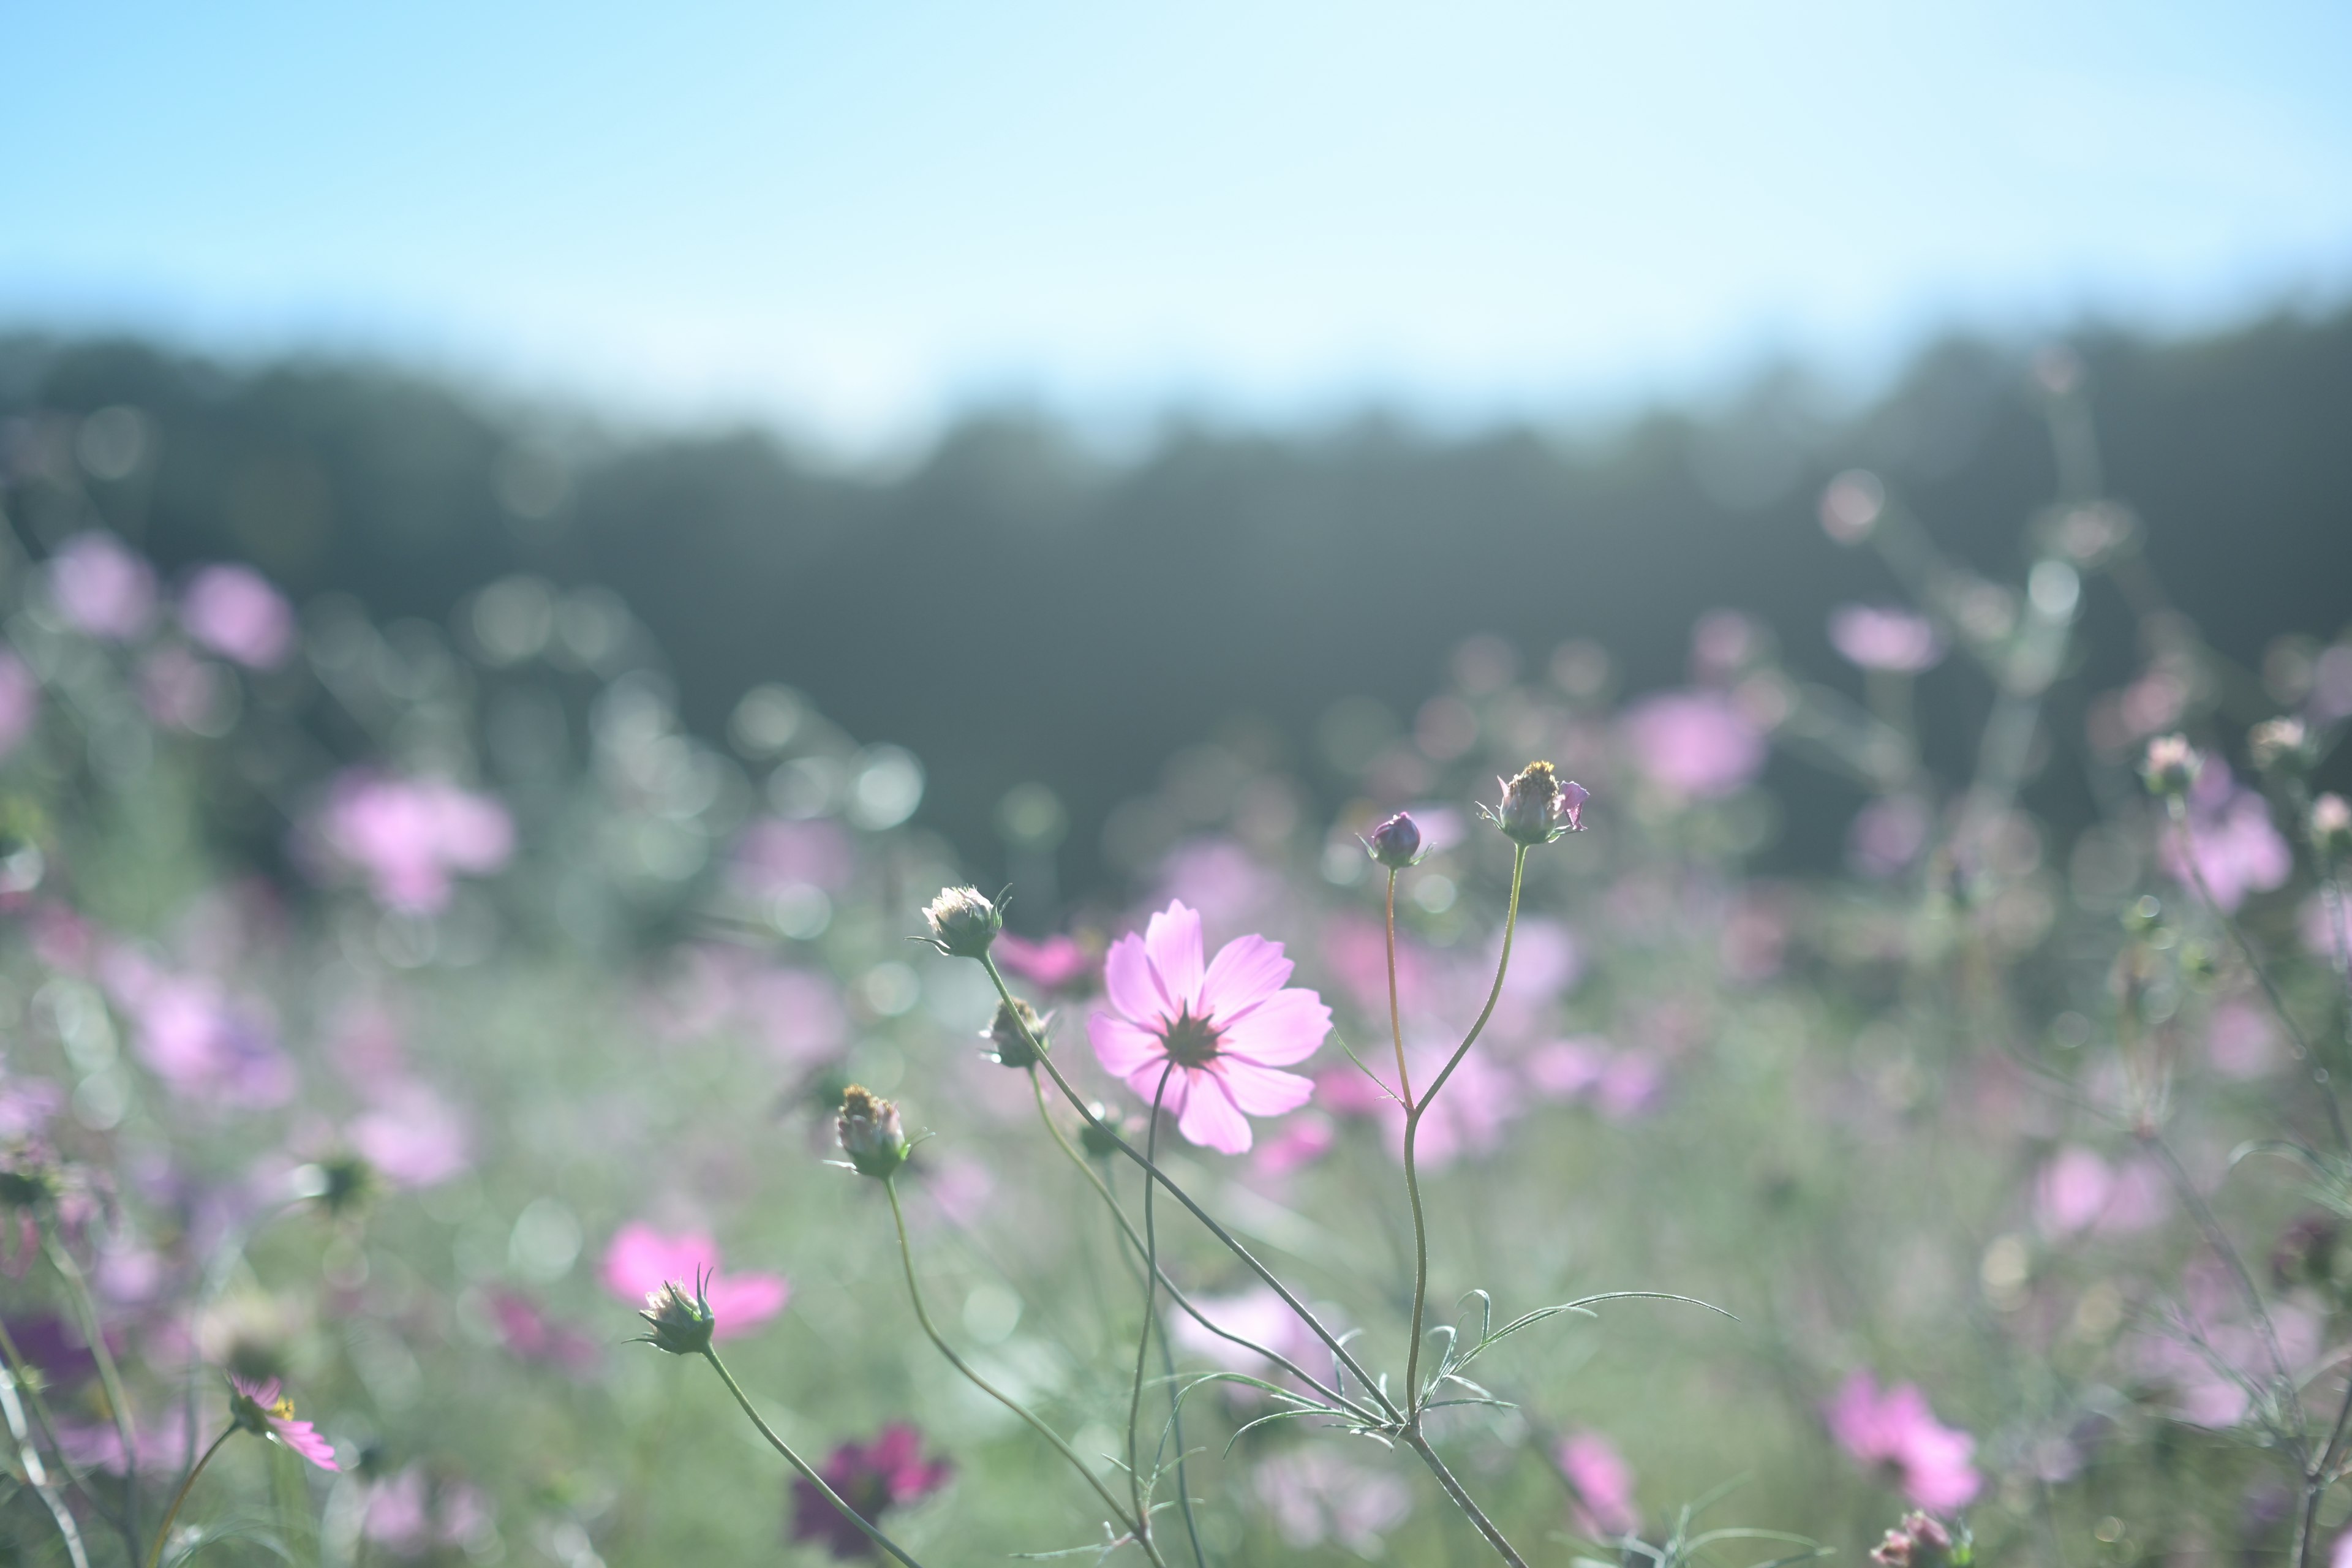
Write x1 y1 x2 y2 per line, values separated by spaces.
1253 1112 1335 1179
2160 764 2290 913
484 1288 600 1376
1849 796 1932 879
1088 900 1330 1155
1340 1039 1521 1167
1525 1038 1666 1121
1169 1285 1340 1400
48 532 155 639
1253 1448 1412 1553
993 932 1098 992
2032 1148 2168 1237
791 1425 953 1558
1825 1372 1980 1510
179 564 294 668
1830 606 1945 674
138 647 222 731
730 817 855 897
2133 1258 2324 1428
1558 1431 1640 1538
1622 691 1766 799
316 772 514 914
598 1223 788 1339
347 1085 470 1188
107 964 294 1107
2208 997 2280 1080
0 652 38 761
364 1466 493 1555
1156 837 1281 926
230 1374 337 1470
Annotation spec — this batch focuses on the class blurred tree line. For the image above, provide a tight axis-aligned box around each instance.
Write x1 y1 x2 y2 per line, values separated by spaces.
2 309 2347 898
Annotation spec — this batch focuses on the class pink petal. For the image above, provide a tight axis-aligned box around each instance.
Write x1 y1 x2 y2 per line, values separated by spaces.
1090 1014 1166 1078
230 1374 282 1408
1144 902 1205 1013
600 1223 718 1303
271 1417 339 1471
1200 934 1293 1019
1176 1073 1254 1154
707 1272 791 1336
1127 1060 1191 1118
1218 989 1332 1068
1216 1058 1315 1117
1103 933 1166 1027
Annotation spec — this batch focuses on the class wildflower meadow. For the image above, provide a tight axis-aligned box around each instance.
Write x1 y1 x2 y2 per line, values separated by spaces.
4 364 2352 1568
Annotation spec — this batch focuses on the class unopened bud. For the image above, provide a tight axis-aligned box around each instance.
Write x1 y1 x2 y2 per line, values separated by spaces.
2139 734 2201 799
0 1141 59 1212
637 1277 716 1355
1900 1513 1951 1554
1079 1102 1128 1161
1362 811 1425 869
1870 1530 1913 1568
2313 794 2352 859
1483 761 1588 846
921 886 1002 959
837 1084 910 1178
2248 717 2313 778
983 997 1047 1068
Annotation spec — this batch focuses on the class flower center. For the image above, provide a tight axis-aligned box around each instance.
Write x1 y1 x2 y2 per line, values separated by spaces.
1158 1008 1223 1069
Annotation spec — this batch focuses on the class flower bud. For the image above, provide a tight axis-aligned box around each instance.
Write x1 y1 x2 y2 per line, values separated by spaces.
0 1140 59 1212
982 997 1047 1069
1870 1531 1913 1568
1482 761 1588 846
921 886 1002 959
837 1084 910 1178
2312 794 2352 859
1899 1514 1952 1554
1362 811 1425 869
2139 734 2201 799
2249 717 2313 778
637 1276 717 1356
1078 1101 1128 1161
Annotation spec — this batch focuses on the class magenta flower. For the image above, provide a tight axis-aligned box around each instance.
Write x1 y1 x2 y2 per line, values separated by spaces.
180 564 295 669
790 1424 952 1558
1621 690 1766 799
0 652 39 761
1825 1373 1980 1510
993 932 1099 992
315 772 514 913
1557 1431 1640 1538
598 1223 788 1339
48 532 156 640
228 1374 338 1470
1830 606 1945 674
1088 900 1331 1155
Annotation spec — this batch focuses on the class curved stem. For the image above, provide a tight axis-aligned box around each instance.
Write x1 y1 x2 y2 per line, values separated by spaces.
1403 845 1525 1412
0 1314 127 1555
1025 1069 1376 1422
1402 1429 1529 1568
0 1345 92 1568
1386 869 1414 1111
984 956 1401 1422
881 1179 1151 1556
46 1231 142 1540
1123 1067 1177 1561
698 1349 932 1568
145 1426 232 1568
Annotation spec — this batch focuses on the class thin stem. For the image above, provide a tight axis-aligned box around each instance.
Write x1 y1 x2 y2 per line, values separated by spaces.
880 1179 1150 1555
1404 845 1526 1411
983 956 1401 1422
1027 1068 1376 1422
0 1313 130 1554
0 1348 92 1568
698 1348 932 1568
1125 1067 1177 1562
46 1230 143 1540
2173 809 2350 1151
145 1425 232 1568
1401 1429 1529 1568
1386 869 1414 1111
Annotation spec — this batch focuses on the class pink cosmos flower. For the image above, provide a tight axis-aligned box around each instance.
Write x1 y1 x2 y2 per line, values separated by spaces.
598 1223 788 1339
1253 1448 1412 1553
347 1085 470 1188
364 1466 494 1555
1088 900 1331 1155
2160 763 2291 913
1621 691 1766 799
993 932 1099 992
1825 1373 1980 1510
791 1425 953 1558
315 772 514 914
228 1375 338 1470
48 532 156 640
2033 1147 2170 1239
484 1289 601 1377
0 652 38 761
1830 606 1945 674
180 565 295 668
1558 1431 1640 1538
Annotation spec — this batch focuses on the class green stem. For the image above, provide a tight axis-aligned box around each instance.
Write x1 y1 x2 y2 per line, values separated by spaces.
46 1231 143 1540
0 1313 126 1555
698 1349 932 1568
1123 1067 1177 1560
1403 845 1525 1412
145 1426 232 1568
1401 1428 1531 1568
983 956 1401 1422
0 1346 92 1568
1387 868 1414 1110
1025 1071 1373 1422
881 1179 1153 1556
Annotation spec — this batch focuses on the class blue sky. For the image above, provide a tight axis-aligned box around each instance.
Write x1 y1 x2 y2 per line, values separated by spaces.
6 1 2349 447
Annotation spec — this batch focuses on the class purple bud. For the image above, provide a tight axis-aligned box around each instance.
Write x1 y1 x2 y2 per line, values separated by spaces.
1364 812 1423 869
